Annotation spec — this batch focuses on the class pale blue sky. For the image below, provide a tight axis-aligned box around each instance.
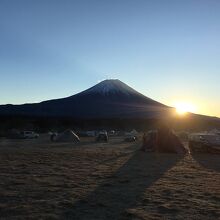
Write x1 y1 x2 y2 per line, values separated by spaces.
0 0 220 116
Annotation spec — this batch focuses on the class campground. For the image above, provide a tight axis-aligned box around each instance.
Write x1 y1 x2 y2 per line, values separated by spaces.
0 135 219 219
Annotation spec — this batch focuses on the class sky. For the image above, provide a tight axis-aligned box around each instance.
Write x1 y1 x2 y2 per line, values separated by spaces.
0 0 220 117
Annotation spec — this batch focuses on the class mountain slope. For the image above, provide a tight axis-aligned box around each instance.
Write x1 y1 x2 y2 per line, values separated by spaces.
0 79 172 119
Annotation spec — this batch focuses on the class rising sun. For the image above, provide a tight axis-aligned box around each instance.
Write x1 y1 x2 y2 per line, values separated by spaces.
174 102 196 115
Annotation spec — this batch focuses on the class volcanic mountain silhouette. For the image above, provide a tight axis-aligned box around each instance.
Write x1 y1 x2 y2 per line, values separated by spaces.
0 79 173 119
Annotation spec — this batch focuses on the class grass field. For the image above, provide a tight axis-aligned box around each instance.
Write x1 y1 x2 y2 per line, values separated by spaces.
0 135 219 219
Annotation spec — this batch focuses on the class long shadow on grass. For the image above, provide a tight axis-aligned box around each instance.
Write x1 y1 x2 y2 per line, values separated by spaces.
63 151 183 220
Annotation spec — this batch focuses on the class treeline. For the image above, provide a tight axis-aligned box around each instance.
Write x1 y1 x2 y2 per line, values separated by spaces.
0 113 220 136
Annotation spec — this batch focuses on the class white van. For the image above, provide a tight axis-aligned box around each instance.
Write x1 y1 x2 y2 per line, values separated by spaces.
20 131 39 139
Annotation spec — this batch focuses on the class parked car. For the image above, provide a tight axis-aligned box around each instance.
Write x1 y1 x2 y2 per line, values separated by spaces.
20 131 39 139
96 130 108 142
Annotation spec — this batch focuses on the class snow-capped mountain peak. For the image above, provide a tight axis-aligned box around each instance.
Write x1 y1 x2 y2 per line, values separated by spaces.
83 79 140 96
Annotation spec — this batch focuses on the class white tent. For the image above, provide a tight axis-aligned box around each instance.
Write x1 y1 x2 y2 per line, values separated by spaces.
125 129 138 136
130 129 138 135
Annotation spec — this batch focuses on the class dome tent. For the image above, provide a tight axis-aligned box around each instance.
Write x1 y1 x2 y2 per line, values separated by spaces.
141 126 188 154
55 130 80 143
125 129 138 137
130 129 138 136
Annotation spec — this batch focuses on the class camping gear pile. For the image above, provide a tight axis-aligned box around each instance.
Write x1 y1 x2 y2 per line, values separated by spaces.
189 133 220 154
141 126 188 154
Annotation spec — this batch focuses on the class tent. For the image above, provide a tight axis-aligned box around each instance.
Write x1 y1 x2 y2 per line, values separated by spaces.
55 130 80 143
156 126 187 154
130 129 138 136
125 129 138 136
141 127 188 154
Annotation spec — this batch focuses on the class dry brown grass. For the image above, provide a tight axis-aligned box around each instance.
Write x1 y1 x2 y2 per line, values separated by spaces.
0 135 219 219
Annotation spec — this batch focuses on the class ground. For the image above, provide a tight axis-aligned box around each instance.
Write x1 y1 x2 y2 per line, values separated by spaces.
0 135 219 220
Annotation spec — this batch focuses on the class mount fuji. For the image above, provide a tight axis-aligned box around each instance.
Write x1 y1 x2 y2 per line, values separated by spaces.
0 79 173 119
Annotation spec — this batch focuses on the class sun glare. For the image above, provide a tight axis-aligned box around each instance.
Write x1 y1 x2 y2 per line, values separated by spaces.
174 102 196 115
